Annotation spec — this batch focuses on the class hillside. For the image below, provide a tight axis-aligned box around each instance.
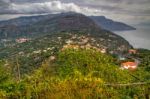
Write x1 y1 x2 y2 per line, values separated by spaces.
0 31 132 74
0 12 136 40
0 13 100 39
0 49 149 98
0 13 133 75
90 16 136 31
0 13 132 49
0 12 134 75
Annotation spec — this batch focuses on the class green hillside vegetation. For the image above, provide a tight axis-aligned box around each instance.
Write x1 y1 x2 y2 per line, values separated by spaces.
0 31 131 76
135 49 150 71
0 49 149 99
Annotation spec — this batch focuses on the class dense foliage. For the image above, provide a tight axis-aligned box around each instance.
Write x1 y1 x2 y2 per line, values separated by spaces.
136 49 150 71
0 49 149 99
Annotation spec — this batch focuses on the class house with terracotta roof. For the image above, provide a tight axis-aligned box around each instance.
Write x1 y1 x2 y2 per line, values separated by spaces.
121 62 138 70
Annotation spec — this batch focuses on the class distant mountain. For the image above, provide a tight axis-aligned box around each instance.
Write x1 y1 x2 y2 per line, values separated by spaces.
90 16 136 31
0 12 132 52
0 13 100 39
0 13 136 35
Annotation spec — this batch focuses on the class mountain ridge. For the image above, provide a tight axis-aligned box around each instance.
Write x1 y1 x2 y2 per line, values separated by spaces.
0 12 136 32
0 12 132 54
90 16 136 31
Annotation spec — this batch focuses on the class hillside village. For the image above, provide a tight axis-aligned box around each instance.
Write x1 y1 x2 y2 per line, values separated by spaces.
60 34 140 70
0 32 140 72
10 34 140 71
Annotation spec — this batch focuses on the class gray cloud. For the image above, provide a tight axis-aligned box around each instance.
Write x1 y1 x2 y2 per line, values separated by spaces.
0 0 10 8
0 1 79 14
0 1 105 15
0 0 149 15
0 0 149 24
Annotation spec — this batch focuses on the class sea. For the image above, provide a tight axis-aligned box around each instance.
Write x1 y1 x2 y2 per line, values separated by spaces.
114 26 150 50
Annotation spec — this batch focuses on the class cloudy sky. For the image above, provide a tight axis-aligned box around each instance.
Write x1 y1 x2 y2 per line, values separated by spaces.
0 0 150 25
